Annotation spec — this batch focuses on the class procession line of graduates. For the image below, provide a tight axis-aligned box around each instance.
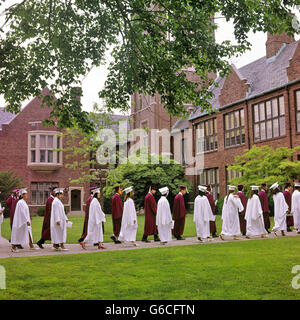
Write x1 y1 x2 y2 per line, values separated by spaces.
2 180 300 253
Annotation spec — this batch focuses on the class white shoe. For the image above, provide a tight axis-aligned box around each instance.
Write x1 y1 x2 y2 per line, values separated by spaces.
30 247 39 250
61 248 69 251
11 248 19 253
133 243 140 247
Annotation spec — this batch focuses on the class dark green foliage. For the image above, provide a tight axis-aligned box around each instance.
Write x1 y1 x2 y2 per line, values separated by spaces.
36 207 45 217
0 1 298 133
0 171 21 218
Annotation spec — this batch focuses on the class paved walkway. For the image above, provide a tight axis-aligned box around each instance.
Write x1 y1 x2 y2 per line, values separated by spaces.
0 231 299 259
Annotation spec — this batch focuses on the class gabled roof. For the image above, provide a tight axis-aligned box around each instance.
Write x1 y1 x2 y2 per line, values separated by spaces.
190 40 299 121
0 107 17 130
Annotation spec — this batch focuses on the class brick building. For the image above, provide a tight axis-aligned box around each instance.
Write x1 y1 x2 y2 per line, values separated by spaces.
0 88 127 215
130 32 300 198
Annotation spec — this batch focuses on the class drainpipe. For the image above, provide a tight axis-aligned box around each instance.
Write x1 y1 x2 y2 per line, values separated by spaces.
245 100 251 150
286 85 293 160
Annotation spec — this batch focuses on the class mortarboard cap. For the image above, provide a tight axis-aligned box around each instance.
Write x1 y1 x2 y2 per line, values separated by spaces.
124 186 133 194
270 182 279 190
159 187 169 195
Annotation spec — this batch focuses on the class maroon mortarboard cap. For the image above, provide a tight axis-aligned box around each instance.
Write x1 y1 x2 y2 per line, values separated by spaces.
238 184 244 188
89 187 97 190
150 185 156 190
179 185 187 189
12 189 19 193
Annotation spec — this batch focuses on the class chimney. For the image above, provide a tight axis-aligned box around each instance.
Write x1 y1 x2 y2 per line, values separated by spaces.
266 32 295 59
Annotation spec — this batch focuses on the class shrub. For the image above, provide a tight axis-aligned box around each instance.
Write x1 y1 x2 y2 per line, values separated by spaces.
36 207 45 217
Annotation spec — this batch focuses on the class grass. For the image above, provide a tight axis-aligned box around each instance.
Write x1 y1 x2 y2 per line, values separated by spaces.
0 237 299 300
0 214 276 244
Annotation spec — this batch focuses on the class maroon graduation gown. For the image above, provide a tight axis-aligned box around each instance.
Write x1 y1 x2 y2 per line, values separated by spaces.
258 190 270 229
206 193 217 234
6 196 18 229
81 196 93 239
41 195 54 240
144 193 158 236
283 190 293 227
237 191 247 234
172 193 187 236
112 193 123 237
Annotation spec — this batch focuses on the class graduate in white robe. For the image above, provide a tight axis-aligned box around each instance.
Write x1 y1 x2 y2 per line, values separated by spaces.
118 186 139 246
50 188 69 251
193 185 214 241
80 188 106 250
156 187 173 244
292 183 300 233
220 186 244 240
270 182 289 236
11 189 38 252
245 186 267 238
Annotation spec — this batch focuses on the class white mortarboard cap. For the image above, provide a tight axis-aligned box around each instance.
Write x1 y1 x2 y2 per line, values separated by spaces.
159 187 169 195
270 182 279 190
198 185 207 192
228 185 236 191
294 182 300 188
54 188 64 194
18 188 28 196
124 186 133 194
250 186 260 191
91 188 100 194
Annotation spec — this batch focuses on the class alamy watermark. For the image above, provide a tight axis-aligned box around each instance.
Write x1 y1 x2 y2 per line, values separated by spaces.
291 265 300 290
95 119 205 175
292 6 300 32
0 265 6 290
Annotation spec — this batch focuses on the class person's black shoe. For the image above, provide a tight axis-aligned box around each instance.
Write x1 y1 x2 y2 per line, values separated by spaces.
142 235 150 243
110 235 117 242
266 229 271 234
287 227 292 232
176 236 185 240
93 243 98 246
37 242 44 249
17 245 24 249
154 235 160 242
115 240 122 244
78 238 84 243
212 233 218 238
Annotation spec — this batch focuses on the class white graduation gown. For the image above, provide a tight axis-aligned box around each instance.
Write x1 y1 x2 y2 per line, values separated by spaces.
221 194 244 236
272 192 288 232
292 190 300 229
50 197 68 244
193 195 214 238
244 194 266 236
84 198 106 243
118 198 138 242
156 196 173 242
11 199 33 245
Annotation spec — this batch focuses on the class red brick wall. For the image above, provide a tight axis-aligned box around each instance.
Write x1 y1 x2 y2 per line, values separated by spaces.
0 88 89 214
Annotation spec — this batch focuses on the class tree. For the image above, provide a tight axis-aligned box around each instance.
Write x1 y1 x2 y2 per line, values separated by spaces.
228 145 300 192
0 171 21 217
0 1 299 133
103 153 192 211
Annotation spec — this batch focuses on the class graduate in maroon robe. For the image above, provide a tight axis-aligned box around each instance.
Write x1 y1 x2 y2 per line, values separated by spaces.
6 189 19 229
258 183 271 233
237 184 247 236
172 185 188 240
110 185 123 244
283 183 293 232
78 187 96 243
142 185 160 242
37 187 56 249
206 185 217 237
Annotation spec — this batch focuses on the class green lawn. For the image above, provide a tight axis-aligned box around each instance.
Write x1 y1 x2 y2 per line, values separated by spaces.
0 214 276 244
0 237 300 300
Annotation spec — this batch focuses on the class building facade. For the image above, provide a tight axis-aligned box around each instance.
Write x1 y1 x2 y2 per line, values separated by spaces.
130 32 300 198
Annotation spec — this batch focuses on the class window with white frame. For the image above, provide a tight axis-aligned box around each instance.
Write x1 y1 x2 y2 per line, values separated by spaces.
198 168 219 199
195 118 218 153
28 132 62 165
